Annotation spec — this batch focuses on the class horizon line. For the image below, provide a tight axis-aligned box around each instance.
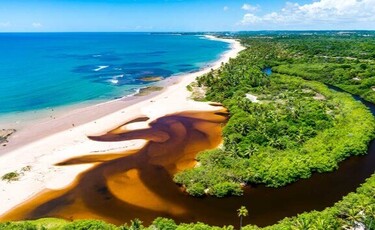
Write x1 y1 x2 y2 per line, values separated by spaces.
0 30 375 34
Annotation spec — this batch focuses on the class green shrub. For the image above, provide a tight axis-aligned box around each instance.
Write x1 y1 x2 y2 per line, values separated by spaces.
150 217 177 230
62 220 117 230
0 222 38 230
186 183 206 197
211 182 243 197
1 171 20 182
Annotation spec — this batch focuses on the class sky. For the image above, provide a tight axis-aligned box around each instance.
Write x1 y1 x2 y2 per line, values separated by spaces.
0 0 375 32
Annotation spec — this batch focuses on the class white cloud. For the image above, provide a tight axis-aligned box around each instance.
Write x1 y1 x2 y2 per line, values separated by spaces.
0 22 10 27
32 22 42 28
242 3 259 12
223 6 229 11
240 0 375 27
241 13 262 24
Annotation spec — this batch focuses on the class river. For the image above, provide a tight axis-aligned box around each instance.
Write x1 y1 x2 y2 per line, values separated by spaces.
1 74 374 228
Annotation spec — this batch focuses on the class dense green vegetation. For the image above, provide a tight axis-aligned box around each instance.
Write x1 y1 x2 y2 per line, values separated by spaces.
174 36 375 196
273 63 375 104
1 32 375 229
266 34 375 103
0 217 234 230
172 33 375 228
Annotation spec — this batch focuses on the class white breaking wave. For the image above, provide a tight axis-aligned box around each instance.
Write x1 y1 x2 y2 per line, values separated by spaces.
108 74 124 85
94 65 109 72
109 79 119 84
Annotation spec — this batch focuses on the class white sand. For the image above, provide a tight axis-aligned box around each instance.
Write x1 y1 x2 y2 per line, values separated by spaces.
0 36 245 216
246 94 259 103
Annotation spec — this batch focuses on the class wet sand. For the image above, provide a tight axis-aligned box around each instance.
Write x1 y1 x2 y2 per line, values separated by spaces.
0 36 245 219
0 110 228 224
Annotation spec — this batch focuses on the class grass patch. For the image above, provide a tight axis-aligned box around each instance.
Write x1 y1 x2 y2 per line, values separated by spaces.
1 171 21 182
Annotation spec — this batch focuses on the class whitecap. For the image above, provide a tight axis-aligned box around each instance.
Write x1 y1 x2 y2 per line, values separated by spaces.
94 65 109 72
109 79 119 84
108 74 124 85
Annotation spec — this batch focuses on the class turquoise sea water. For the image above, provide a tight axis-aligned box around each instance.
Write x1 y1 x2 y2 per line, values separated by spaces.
0 33 229 114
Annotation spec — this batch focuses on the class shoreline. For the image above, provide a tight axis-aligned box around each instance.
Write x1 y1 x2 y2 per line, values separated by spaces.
0 35 231 149
0 35 228 132
0 36 245 217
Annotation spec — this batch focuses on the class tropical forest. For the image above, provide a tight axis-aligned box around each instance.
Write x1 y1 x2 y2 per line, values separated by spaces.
1 31 375 230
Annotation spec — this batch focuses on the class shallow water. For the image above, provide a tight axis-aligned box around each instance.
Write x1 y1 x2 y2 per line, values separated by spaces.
0 109 229 224
1 98 375 228
0 33 229 114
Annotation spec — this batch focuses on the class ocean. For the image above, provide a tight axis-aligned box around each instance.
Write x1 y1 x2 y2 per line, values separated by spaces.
0 33 229 115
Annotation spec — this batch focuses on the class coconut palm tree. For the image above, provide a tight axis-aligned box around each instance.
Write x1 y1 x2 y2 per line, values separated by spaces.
237 206 248 230
292 216 311 230
365 205 375 229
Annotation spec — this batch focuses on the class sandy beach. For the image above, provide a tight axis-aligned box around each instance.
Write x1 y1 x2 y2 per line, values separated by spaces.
0 36 245 216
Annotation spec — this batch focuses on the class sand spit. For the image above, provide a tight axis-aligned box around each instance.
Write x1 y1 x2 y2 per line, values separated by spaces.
0 36 245 216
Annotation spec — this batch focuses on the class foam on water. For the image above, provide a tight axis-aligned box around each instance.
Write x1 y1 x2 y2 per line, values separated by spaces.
108 75 124 85
94 65 109 71
109 79 119 84
0 33 229 115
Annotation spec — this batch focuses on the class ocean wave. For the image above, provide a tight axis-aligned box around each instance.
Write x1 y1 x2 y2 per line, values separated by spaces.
108 79 119 84
94 66 109 72
114 88 141 100
108 74 124 85
0 33 229 114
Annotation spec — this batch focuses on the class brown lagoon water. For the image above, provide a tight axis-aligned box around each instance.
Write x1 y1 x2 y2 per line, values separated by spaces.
1 99 375 228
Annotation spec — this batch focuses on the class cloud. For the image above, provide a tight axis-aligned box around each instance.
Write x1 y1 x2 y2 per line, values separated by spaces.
240 0 375 27
0 22 10 27
32 22 42 28
223 6 229 11
241 13 262 24
242 3 259 12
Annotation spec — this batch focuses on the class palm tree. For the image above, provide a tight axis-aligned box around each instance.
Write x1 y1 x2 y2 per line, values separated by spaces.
237 206 248 230
362 204 375 229
311 217 329 230
292 217 311 230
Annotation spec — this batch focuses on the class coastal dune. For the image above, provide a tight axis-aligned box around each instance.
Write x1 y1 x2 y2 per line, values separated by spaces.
0 36 245 218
